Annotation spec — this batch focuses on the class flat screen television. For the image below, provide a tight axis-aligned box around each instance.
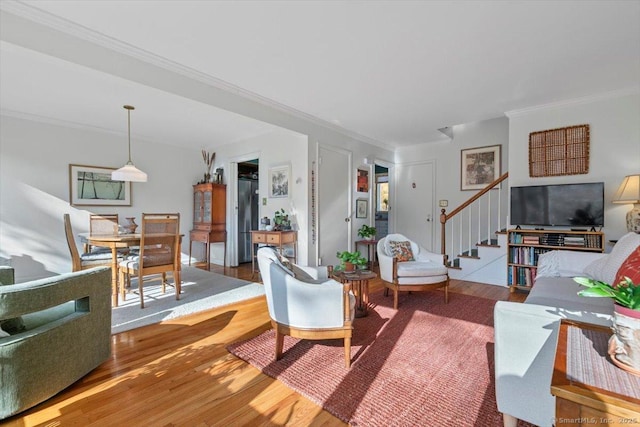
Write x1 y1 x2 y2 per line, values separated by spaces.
510 182 604 227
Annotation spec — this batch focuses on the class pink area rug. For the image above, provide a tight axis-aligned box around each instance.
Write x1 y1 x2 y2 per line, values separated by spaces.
228 290 534 427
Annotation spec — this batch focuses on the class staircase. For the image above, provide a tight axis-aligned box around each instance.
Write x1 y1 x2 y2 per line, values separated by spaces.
440 173 509 286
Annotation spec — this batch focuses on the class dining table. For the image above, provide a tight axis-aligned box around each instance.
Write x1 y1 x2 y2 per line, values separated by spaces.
79 233 183 307
79 232 141 307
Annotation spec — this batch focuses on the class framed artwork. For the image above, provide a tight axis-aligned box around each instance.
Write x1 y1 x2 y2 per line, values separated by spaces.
356 168 369 192
460 144 501 191
356 199 368 219
69 164 131 206
269 165 290 198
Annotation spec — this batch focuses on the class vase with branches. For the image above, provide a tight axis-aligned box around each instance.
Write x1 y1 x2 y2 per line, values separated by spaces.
201 150 215 183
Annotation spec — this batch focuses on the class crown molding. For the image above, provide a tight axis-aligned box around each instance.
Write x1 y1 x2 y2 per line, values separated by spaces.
505 87 640 118
1 108 122 136
1 1 393 151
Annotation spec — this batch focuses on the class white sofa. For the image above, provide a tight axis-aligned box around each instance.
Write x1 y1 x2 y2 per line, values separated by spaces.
494 232 640 427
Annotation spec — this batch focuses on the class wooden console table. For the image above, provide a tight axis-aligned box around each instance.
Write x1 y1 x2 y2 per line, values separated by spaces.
251 230 297 275
551 320 640 426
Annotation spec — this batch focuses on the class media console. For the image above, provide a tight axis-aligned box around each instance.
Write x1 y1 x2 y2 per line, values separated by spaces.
507 228 604 292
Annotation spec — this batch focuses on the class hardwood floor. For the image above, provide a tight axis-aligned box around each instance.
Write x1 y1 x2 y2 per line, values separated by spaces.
3 263 524 427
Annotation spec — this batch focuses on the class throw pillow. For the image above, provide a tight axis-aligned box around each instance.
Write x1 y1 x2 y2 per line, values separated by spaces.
584 232 640 285
388 240 415 262
275 251 295 277
614 246 640 286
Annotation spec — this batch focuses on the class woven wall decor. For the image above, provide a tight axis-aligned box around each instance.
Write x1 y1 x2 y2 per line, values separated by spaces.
529 124 590 177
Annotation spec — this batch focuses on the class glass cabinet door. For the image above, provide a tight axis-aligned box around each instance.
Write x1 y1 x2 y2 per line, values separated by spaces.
203 190 212 223
194 191 202 223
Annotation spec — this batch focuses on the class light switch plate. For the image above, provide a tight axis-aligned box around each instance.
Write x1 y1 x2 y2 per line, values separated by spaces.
262 198 267 206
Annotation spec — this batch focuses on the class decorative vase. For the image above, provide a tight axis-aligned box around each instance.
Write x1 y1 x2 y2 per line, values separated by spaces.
608 304 640 376
123 217 138 234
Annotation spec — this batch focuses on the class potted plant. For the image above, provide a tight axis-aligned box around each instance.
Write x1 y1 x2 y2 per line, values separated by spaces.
357 224 376 240
336 250 368 272
273 209 291 231
574 276 640 374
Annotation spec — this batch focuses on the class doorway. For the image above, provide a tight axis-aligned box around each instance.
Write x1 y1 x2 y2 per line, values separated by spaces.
374 164 390 241
237 160 259 264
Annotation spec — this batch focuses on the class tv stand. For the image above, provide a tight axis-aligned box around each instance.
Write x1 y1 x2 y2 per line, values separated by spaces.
507 228 604 293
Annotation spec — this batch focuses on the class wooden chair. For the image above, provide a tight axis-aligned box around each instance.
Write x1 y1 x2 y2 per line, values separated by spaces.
63 213 115 272
376 233 449 309
118 213 181 308
85 214 120 253
257 247 355 368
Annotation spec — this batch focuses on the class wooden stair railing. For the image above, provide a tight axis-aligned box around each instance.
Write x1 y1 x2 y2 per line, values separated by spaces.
439 172 509 267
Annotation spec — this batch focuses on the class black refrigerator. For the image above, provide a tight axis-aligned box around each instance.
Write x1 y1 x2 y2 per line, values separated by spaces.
238 178 259 263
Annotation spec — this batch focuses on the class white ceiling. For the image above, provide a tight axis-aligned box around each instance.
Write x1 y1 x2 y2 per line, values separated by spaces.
1 0 639 150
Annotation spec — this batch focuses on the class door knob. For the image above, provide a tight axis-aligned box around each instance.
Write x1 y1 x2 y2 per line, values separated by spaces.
345 217 350 222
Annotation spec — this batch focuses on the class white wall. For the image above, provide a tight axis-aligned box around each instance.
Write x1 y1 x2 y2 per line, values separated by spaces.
508 91 640 241
209 128 309 265
0 115 202 282
394 117 510 248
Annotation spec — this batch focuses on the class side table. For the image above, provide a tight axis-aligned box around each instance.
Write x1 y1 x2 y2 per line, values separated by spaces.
355 239 379 269
189 229 226 271
551 320 640 427
250 230 298 277
329 266 376 318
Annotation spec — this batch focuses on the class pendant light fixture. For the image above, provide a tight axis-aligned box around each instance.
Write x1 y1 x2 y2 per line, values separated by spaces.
112 105 147 182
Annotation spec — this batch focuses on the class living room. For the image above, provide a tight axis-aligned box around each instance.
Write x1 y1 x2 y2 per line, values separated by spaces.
1 1 639 426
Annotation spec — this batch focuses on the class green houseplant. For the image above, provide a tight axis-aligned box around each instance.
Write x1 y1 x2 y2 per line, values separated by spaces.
574 276 640 311
273 209 291 230
336 250 368 272
574 276 640 373
357 224 376 240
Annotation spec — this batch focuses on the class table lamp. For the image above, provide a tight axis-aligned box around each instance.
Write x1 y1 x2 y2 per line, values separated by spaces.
612 174 640 233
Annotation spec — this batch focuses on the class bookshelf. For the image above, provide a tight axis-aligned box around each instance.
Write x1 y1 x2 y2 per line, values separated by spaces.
507 228 604 292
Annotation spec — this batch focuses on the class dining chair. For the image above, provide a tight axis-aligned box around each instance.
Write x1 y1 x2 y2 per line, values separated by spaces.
86 214 120 253
118 213 181 308
63 213 116 272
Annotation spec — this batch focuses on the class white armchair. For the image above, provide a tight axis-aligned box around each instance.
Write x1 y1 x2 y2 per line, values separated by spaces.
257 247 355 367
377 233 449 309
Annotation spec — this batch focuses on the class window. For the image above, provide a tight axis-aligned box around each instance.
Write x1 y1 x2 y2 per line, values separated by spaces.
376 175 389 212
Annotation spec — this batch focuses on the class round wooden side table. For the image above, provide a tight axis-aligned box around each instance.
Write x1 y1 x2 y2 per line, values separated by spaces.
329 266 377 318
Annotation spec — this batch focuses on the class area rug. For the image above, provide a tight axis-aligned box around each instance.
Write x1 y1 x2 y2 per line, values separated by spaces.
228 290 532 427
112 266 264 334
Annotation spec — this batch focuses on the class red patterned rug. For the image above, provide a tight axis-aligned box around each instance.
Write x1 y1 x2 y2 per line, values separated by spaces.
228 290 531 427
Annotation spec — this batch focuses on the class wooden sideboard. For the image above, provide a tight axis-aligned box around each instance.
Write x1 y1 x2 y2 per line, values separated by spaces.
251 230 297 275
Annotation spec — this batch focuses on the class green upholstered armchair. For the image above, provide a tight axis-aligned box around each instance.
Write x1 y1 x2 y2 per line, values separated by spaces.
0 266 112 419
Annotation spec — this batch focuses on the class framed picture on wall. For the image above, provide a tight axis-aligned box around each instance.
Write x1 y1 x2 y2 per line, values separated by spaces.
269 165 290 198
357 168 369 192
69 164 132 206
356 198 368 218
460 144 501 191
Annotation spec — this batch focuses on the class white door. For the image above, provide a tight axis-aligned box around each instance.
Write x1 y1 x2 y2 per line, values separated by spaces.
318 145 351 267
394 161 435 251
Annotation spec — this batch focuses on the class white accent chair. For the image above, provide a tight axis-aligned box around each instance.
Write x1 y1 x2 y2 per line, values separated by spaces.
377 233 449 309
257 247 355 368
